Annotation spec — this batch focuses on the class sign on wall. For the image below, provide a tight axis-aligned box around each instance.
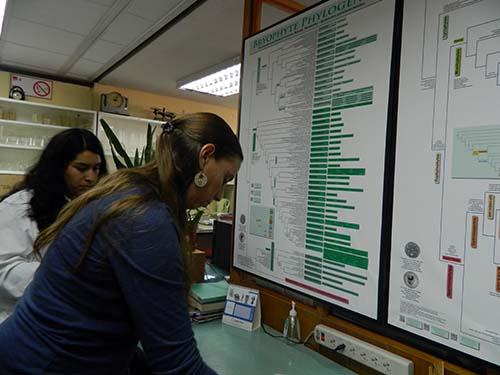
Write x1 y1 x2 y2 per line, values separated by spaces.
10 74 53 99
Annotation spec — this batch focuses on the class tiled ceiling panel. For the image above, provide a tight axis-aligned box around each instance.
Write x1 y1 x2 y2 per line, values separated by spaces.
81 39 123 64
99 12 151 46
11 0 108 35
126 0 181 22
85 0 116 6
1 60 58 74
0 0 198 84
2 42 68 71
68 58 103 78
6 18 84 55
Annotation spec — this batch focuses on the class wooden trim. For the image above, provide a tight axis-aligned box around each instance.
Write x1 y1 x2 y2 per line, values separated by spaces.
263 0 305 14
243 0 263 38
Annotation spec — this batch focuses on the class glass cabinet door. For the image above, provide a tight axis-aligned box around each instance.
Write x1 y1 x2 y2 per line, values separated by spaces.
0 98 97 174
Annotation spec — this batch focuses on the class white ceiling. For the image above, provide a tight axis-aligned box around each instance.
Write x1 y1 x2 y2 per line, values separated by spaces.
0 0 320 109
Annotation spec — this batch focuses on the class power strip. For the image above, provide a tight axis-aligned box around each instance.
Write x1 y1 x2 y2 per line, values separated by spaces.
314 324 413 374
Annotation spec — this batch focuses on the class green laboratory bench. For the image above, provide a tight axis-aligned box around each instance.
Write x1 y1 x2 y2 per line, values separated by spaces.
193 320 355 375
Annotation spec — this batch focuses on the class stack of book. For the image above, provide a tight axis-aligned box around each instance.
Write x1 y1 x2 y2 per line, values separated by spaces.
189 279 228 323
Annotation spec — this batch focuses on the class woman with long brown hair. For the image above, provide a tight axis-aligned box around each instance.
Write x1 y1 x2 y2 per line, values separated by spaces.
0 113 243 375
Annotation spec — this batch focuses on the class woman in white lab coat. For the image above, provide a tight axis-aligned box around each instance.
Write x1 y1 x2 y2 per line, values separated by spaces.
0 128 107 322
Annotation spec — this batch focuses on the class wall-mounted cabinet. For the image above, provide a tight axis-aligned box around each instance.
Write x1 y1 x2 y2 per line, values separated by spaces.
97 112 163 171
0 98 96 174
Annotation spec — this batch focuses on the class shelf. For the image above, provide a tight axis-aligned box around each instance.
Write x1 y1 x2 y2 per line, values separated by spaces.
0 97 95 113
0 99 98 176
0 143 43 151
0 170 25 175
98 112 164 125
0 118 69 130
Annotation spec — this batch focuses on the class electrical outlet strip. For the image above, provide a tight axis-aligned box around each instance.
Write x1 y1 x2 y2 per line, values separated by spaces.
314 324 413 374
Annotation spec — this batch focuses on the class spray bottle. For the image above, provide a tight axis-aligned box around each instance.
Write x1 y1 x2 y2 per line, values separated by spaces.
283 301 300 343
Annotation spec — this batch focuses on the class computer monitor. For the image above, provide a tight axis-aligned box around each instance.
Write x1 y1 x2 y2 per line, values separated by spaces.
212 219 233 273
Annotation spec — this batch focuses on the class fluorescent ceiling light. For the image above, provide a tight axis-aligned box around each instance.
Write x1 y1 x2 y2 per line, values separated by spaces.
178 57 240 97
0 0 7 35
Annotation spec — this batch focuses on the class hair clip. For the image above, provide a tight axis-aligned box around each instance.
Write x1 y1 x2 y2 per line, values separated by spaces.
162 121 175 134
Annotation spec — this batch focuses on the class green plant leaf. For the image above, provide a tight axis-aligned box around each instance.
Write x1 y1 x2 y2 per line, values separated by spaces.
186 208 204 235
139 146 145 166
144 123 156 163
133 148 140 167
100 119 133 168
110 146 127 169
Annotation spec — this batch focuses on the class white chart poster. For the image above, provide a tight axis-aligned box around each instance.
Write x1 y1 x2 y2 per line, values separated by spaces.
234 0 395 318
389 0 500 365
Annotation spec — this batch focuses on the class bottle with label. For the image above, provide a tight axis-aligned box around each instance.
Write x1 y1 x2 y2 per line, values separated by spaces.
283 301 300 343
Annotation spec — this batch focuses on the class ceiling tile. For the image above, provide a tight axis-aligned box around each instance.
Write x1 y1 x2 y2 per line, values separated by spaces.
85 0 116 6
68 58 104 77
1 42 67 71
11 0 109 36
1 60 59 75
82 39 124 63
126 0 180 22
6 18 84 55
99 12 151 46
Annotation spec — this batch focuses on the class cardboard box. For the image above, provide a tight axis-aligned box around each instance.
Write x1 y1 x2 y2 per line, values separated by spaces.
0 174 23 196
189 249 206 283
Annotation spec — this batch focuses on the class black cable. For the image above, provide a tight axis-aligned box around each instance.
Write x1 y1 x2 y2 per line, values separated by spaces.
301 330 315 346
261 322 285 338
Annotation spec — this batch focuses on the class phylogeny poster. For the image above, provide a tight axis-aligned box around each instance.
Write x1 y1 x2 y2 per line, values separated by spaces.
235 0 395 318
389 0 500 365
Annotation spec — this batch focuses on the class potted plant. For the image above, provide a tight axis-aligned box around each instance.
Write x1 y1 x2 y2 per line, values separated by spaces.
99 119 156 169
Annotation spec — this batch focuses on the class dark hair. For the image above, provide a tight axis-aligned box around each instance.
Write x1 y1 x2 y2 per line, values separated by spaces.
2 128 108 231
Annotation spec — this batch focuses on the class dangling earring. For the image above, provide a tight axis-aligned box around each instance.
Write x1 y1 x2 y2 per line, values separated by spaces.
194 171 208 188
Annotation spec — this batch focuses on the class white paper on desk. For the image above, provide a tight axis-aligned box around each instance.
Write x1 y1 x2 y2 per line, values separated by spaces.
222 284 261 331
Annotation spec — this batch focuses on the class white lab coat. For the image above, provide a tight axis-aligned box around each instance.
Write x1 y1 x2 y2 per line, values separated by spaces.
0 189 39 323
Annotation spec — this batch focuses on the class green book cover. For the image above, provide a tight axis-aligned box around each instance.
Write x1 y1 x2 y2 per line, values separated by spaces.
190 280 229 303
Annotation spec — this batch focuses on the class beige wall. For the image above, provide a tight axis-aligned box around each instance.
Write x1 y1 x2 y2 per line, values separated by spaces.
94 84 238 133
0 71 238 132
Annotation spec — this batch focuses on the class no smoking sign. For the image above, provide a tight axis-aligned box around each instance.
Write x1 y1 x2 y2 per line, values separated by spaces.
10 74 53 99
33 81 51 97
